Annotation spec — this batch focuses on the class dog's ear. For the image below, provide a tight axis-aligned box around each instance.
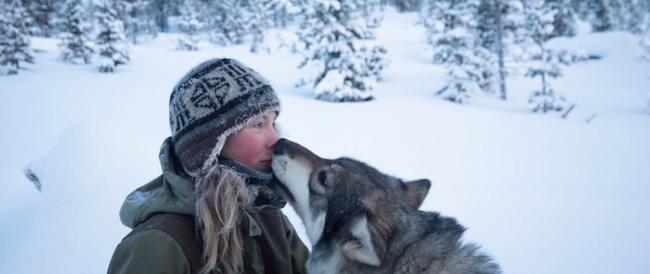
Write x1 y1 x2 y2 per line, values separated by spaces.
403 179 431 210
342 216 382 266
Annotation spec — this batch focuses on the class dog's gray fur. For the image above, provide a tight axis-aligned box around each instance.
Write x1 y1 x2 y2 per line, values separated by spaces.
272 139 501 274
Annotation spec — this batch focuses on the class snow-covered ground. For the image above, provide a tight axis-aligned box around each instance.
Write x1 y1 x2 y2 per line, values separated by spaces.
1 11 649 274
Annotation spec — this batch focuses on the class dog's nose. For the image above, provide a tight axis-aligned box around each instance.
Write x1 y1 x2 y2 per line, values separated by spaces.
273 138 288 155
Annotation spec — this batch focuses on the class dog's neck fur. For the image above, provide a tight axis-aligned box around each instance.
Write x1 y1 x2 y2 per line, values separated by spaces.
385 211 465 273
309 210 465 274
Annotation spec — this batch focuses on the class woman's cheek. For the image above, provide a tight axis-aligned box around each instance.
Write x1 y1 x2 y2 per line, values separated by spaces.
236 134 265 162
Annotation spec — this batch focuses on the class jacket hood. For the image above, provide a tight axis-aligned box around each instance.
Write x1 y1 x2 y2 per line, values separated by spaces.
119 137 195 228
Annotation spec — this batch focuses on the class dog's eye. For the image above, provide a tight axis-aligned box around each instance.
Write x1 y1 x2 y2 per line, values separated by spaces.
310 170 329 196
318 170 328 187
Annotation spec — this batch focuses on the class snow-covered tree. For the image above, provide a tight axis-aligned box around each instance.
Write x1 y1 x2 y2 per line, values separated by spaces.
607 0 650 34
205 0 274 52
391 0 422 12
176 0 203 51
243 0 275 53
150 0 177 32
546 0 577 38
574 0 649 34
0 0 35 75
421 0 491 103
58 0 94 64
269 0 297 28
475 0 523 100
27 0 61 37
589 0 613 32
95 0 129 73
206 1 247 46
296 0 388 102
112 0 157 44
522 0 568 113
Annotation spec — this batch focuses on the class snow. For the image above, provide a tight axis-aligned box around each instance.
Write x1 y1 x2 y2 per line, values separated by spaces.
1 10 649 274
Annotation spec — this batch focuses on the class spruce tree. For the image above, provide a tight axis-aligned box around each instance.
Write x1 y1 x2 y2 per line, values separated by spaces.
150 0 176 32
176 0 203 51
590 0 612 32
522 0 568 113
206 0 274 52
421 0 489 103
546 0 577 38
296 0 388 102
28 0 60 37
607 0 649 34
95 0 130 73
113 0 157 44
268 0 295 28
475 0 523 100
244 0 274 53
392 0 422 12
0 0 35 75
59 0 94 64
206 1 247 46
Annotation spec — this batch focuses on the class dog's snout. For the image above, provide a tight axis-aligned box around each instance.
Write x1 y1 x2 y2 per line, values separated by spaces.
273 138 289 155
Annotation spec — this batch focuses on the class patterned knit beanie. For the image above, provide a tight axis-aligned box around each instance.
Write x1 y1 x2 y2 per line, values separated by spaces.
169 58 280 176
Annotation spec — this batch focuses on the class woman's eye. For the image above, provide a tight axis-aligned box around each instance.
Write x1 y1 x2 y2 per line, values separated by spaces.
249 119 264 128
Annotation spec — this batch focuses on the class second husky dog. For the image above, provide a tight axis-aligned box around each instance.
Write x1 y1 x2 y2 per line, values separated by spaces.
272 139 501 274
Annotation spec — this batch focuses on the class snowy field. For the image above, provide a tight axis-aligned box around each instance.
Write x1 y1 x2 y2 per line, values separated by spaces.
1 11 649 274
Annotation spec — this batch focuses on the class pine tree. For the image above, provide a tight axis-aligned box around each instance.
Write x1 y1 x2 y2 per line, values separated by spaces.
206 1 247 46
570 0 591 21
475 0 523 100
522 0 568 113
244 0 274 53
391 0 422 12
0 0 35 75
28 0 61 37
150 0 177 32
268 0 296 28
607 0 649 34
59 0 94 64
95 0 129 73
421 0 489 103
590 0 612 32
546 0 577 38
296 0 388 102
176 0 202 51
113 0 157 44
205 0 274 52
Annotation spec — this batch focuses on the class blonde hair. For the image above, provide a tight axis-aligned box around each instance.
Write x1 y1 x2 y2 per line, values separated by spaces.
194 165 252 274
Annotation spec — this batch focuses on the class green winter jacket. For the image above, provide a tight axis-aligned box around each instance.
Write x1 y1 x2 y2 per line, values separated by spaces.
107 138 309 274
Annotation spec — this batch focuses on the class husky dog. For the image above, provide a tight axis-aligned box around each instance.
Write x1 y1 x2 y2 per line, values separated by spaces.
271 139 501 274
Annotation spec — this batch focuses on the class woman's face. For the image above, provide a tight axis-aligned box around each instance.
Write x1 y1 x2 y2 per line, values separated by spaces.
221 110 279 172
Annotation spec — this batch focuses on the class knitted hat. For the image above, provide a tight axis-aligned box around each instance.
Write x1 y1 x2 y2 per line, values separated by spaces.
169 58 280 175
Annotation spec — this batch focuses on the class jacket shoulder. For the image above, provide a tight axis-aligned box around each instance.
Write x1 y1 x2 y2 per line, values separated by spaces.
108 229 191 274
109 213 201 274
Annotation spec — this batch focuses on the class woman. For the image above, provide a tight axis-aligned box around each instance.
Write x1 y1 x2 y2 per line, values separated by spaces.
108 58 309 274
